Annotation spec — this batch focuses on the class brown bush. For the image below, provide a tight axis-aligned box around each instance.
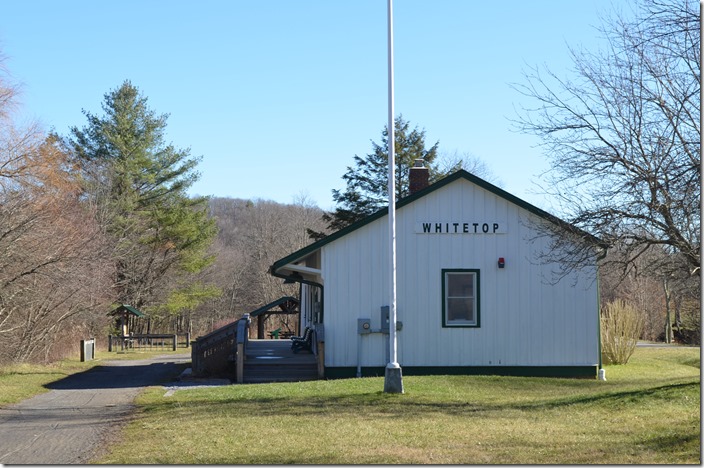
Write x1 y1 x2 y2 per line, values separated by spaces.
601 300 643 365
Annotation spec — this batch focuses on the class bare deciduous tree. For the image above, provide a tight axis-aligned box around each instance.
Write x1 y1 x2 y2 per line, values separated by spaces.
512 0 700 281
0 56 114 363
0 129 111 363
436 150 501 186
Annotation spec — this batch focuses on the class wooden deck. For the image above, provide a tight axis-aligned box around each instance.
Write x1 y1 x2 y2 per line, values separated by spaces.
243 339 317 383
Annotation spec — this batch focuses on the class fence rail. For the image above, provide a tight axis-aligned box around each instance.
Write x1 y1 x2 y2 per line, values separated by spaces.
107 333 190 352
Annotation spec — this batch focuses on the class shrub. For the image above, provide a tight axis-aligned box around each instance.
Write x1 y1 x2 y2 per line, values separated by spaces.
601 300 643 365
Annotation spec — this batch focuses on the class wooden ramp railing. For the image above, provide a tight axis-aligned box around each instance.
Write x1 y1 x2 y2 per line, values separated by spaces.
191 314 250 378
191 314 324 384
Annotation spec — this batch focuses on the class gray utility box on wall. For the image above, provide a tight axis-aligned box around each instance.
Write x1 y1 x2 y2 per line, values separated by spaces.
380 306 402 333
358 307 402 335
358 318 371 334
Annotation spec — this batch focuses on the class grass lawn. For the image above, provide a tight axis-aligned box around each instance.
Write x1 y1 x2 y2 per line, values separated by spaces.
95 346 700 464
0 360 96 406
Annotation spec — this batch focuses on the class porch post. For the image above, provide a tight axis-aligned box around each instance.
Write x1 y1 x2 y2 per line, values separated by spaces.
315 325 325 379
236 342 245 383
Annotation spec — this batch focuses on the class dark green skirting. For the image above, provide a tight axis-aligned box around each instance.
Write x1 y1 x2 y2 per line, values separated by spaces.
325 365 598 379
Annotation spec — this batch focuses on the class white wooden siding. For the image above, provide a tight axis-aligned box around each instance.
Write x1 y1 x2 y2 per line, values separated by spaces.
320 178 598 369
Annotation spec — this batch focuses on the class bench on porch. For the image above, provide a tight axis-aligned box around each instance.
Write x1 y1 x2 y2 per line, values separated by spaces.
291 326 313 354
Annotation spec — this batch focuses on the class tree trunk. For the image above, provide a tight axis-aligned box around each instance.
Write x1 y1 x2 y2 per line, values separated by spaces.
663 277 673 343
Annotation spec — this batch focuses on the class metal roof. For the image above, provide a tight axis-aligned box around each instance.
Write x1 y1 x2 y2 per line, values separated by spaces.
249 296 300 317
107 304 146 317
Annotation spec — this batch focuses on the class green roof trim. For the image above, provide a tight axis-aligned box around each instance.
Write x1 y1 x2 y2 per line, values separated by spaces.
270 169 602 276
249 296 300 317
108 304 146 317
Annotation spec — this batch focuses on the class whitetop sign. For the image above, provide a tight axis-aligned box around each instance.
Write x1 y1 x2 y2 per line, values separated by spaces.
415 222 507 234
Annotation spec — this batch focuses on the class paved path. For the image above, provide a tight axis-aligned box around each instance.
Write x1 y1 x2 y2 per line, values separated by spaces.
636 341 698 348
0 353 191 465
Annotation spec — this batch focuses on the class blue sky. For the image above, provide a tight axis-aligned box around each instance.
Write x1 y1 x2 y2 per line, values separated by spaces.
1 0 613 212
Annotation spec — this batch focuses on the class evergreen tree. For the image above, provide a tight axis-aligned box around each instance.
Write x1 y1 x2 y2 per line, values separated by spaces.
67 80 218 317
312 116 440 239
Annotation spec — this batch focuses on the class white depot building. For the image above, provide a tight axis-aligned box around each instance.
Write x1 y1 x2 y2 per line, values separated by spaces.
271 163 603 379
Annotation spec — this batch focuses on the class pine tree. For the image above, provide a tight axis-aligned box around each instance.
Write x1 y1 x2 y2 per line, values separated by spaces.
311 116 440 239
67 80 218 316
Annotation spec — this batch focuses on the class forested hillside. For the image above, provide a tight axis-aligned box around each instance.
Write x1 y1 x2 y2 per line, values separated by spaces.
181 196 328 337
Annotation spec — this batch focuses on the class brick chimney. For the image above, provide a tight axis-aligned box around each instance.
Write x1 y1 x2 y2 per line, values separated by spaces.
409 158 430 194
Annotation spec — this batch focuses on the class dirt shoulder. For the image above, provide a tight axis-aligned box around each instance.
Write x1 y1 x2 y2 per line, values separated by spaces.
0 353 191 465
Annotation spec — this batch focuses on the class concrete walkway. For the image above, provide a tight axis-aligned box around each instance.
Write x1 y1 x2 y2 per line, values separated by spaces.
0 353 190 465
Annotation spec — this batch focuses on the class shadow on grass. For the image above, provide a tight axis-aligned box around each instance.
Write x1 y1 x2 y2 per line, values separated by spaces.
508 381 699 411
681 357 701 369
642 431 701 455
144 380 700 421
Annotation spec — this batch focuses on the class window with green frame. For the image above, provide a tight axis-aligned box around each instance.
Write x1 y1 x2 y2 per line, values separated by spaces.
442 269 480 327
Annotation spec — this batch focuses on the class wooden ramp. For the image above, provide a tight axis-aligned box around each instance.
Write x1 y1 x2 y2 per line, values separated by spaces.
243 339 317 383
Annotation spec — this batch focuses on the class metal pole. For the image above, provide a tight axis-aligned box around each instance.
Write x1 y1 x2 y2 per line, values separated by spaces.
384 0 403 394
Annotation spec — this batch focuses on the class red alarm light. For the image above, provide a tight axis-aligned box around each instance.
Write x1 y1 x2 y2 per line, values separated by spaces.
498 257 505 268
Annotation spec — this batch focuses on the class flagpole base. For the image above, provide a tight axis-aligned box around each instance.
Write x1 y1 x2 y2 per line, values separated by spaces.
383 362 404 394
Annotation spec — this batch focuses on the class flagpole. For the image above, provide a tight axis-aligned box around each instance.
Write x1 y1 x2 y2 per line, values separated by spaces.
384 0 403 394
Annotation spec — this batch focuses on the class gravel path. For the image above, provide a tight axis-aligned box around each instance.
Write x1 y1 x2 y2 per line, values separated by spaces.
0 353 191 465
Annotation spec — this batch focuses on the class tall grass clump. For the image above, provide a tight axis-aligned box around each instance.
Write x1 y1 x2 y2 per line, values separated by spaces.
601 299 643 365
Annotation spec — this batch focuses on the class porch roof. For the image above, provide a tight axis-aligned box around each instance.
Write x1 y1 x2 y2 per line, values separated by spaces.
249 296 300 317
107 304 146 317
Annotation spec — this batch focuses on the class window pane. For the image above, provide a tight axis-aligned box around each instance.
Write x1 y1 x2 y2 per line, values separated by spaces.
447 273 474 298
447 298 474 323
443 270 478 327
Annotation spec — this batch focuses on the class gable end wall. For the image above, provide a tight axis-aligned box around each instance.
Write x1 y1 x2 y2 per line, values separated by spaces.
319 179 599 370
